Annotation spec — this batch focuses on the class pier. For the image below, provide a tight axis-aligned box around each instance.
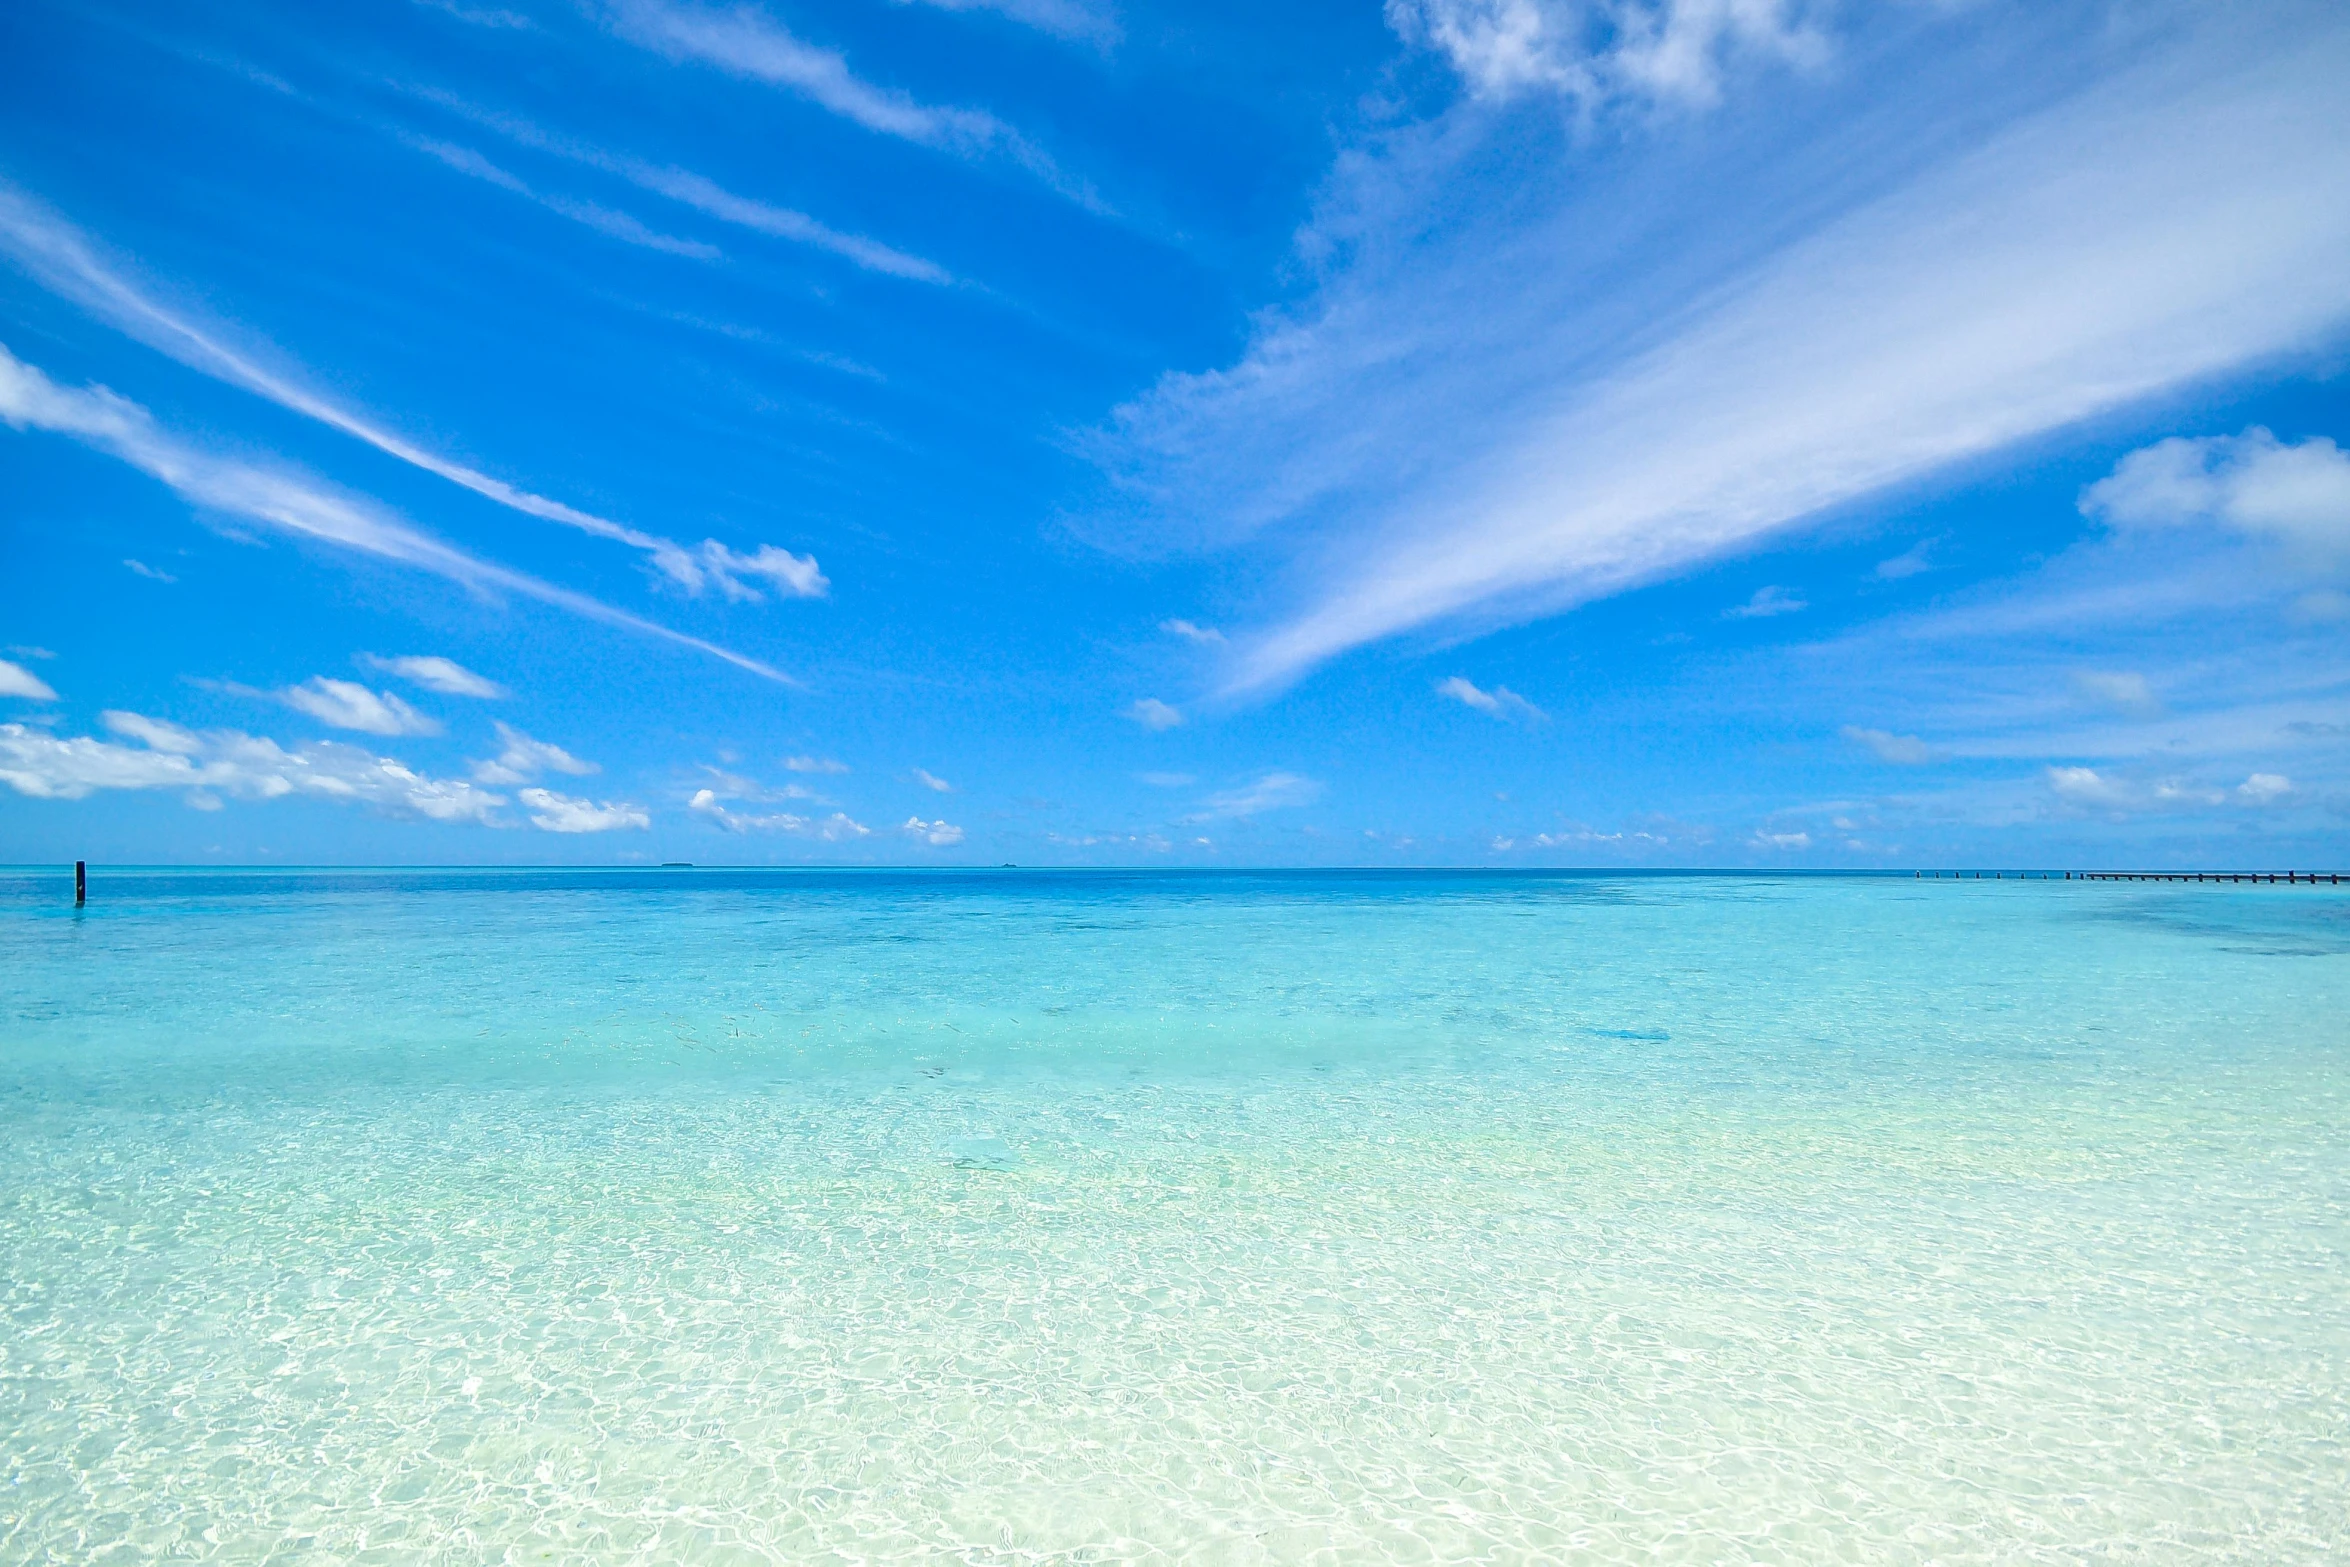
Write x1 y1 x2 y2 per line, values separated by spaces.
1913 870 2341 883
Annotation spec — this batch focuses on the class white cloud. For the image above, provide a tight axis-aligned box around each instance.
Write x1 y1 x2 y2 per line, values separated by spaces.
688 787 870 839
415 0 533 28
2071 669 2157 712
1161 617 1225 644
1750 830 1811 849
124 557 176 582
1390 0 1826 115
1125 697 1184 730
0 182 827 609
282 677 441 736
2237 772 2292 804
360 654 504 699
0 711 506 822
404 135 721 259
2081 428 2350 568
516 787 650 833
1841 725 1940 765
1187 771 1322 821
911 767 953 792
1726 586 1806 620
900 0 1118 47
103 712 201 754
902 814 966 845
401 90 951 283
0 341 787 682
699 540 828 601
612 0 984 141
1874 538 1937 580
784 754 850 773
0 658 57 701
607 1 1093 204
2044 765 2236 814
1046 829 1175 852
1097 18 2350 694
472 721 596 785
622 160 949 282
1436 674 1545 721
695 764 817 802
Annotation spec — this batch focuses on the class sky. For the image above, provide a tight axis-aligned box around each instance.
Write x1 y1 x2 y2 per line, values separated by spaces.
1 0 2346 868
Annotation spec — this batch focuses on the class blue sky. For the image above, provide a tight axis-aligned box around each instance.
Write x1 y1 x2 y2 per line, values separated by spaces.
2 0 2345 867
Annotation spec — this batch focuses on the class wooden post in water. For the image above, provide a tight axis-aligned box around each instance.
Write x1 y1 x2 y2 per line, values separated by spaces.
75 860 85 905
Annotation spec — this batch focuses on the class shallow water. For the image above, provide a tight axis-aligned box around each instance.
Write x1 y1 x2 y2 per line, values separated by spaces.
2 868 2345 1563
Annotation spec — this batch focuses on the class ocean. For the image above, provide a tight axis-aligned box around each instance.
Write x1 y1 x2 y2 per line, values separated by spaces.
2 867 2344 1563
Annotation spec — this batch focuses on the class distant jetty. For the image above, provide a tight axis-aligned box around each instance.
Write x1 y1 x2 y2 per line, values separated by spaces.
1915 870 2340 883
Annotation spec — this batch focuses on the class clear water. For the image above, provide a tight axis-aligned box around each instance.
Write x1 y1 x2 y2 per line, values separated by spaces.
1 868 2345 1564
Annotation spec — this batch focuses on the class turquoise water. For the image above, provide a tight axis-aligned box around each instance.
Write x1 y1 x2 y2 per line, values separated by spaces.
1 868 2345 1564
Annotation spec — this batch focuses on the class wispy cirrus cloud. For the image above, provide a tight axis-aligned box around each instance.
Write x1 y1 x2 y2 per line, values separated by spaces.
0 182 825 604
1095 10 2350 695
406 90 953 283
1125 697 1183 730
606 0 1102 208
473 721 596 785
1874 538 1937 580
0 342 788 682
281 676 441 736
1841 726 1940 765
1185 771 1321 821
360 654 504 699
2071 669 2158 712
0 659 58 701
1437 674 1544 721
413 0 534 28
911 767 953 792
699 541 827 600
688 786 871 838
402 134 720 258
517 787 649 831
1725 586 1805 620
898 0 1119 48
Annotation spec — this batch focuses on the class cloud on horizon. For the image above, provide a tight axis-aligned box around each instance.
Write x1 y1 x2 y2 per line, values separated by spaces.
517 786 650 832
688 786 872 838
1186 770 1321 821
0 711 507 823
902 813 965 844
